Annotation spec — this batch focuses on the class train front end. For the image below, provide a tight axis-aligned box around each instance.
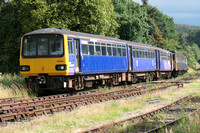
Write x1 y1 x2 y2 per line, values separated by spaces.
20 33 70 92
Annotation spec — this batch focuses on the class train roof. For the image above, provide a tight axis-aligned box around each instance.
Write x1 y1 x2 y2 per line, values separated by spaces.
24 28 170 53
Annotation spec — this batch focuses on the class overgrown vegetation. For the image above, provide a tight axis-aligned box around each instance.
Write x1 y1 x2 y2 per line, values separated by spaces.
0 74 34 98
0 0 199 73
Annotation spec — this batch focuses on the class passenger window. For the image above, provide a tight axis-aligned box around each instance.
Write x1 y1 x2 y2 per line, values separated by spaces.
117 45 121 56
88 42 94 55
82 44 88 55
68 40 73 54
145 51 147 58
95 42 101 55
118 48 122 56
107 44 112 56
101 43 106 56
133 50 135 58
136 51 138 58
140 51 142 58
142 51 144 58
122 48 126 57
148 52 150 58
89 45 94 55
112 44 117 56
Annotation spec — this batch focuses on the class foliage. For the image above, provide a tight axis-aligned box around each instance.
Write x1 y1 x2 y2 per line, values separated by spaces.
146 5 177 41
176 30 200 68
0 74 34 98
0 0 119 73
162 39 179 50
187 29 200 47
0 0 199 73
149 17 164 47
112 0 151 43
175 24 200 34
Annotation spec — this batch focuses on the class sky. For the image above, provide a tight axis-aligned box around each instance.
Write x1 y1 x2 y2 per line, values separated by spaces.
133 0 200 26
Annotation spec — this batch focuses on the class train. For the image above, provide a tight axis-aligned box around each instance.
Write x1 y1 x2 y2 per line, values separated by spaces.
19 28 188 93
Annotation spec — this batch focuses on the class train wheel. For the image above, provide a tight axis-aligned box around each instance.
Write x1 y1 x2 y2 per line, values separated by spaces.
132 73 137 83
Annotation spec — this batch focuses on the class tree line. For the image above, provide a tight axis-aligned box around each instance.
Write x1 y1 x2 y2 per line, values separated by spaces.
0 0 199 73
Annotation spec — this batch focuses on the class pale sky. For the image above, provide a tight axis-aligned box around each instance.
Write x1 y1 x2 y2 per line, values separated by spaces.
133 0 200 26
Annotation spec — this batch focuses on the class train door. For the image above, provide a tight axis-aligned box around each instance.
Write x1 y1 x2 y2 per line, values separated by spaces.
74 39 80 73
156 50 160 70
129 46 133 71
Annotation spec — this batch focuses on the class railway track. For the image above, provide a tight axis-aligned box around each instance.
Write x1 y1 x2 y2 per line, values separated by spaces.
80 94 194 133
143 96 200 133
0 82 180 123
0 73 195 105
118 96 200 133
0 74 197 124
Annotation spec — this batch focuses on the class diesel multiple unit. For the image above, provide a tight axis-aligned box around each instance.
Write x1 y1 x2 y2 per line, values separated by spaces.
20 28 188 92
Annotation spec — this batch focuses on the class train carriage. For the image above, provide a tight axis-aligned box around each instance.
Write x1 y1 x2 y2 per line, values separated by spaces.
20 28 185 93
171 50 188 76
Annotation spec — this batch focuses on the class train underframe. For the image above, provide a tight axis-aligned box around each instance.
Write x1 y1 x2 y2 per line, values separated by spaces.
172 70 187 77
25 71 173 94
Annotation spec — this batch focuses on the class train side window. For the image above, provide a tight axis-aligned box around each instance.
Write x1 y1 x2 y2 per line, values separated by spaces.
136 51 139 58
107 44 112 56
122 46 126 57
140 51 143 58
82 43 88 55
147 51 151 58
101 43 107 56
138 51 140 58
117 45 122 56
95 42 101 55
143 51 146 58
68 40 73 54
88 42 94 55
140 51 142 58
112 44 117 56
133 50 137 58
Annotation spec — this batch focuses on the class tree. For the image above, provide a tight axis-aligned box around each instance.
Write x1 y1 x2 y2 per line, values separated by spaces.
141 0 148 6
112 0 151 43
146 5 177 40
0 0 119 73
187 29 200 47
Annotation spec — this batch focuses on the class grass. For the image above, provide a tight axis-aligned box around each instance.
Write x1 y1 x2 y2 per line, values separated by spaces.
166 109 200 133
0 78 200 133
180 70 198 77
0 74 35 98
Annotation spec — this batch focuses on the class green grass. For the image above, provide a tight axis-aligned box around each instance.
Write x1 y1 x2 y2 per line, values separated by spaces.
180 70 198 78
0 74 35 98
172 110 200 133
0 74 25 87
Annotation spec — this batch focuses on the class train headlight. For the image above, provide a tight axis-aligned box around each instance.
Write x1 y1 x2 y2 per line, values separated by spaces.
56 65 67 71
20 66 30 71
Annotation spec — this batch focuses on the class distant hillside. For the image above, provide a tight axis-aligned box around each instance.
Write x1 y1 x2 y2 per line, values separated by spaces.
175 24 200 34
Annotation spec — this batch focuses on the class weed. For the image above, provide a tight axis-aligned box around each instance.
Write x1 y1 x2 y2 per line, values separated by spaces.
0 74 35 98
